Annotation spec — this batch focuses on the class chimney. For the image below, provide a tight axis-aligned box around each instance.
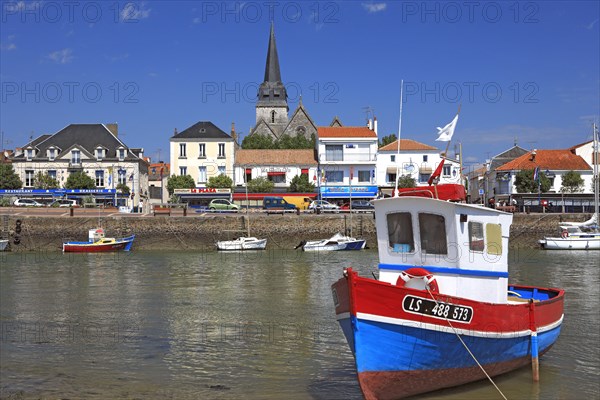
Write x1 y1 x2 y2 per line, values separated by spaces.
106 123 118 137
231 122 237 142
530 149 537 161
373 116 378 135
173 128 178 136
368 118 373 130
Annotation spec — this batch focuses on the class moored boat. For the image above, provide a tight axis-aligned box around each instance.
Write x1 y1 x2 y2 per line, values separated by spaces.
300 233 366 252
539 223 600 250
216 236 267 251
63 229 135 253
331 196 564 399
0 239 8 251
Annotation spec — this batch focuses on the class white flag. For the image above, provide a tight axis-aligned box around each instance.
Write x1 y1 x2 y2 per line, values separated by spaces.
436 113 459 142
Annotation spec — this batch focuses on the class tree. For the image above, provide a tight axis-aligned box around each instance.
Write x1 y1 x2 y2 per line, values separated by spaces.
166 174 195 194
0 163 22 189
277 133 314 149
116 183 130 195
560 171 584 193
247 176 274 193
242 133 276 149
289 174 315 192
207 174 233 189
514 169 551 193
397 174 416 188
34 172 59 189
379 134 397 148
64 171 95 189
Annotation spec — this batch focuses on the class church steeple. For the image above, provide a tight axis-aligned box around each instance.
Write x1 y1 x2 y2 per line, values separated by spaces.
263 22 282 83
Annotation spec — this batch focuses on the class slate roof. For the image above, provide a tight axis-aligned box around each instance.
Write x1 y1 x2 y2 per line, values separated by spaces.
234 149 317 166
317 127 377 138
489 145 529 171
496 150 591 171
14 124 141 161
172 121 232 140
379 139 438 151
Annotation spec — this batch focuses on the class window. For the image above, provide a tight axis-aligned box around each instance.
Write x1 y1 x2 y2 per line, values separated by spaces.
95 170 104 187
218 143 225 158
419 173 431 183
71 150 80 164
387 212 414 252
180 167 187 176
199 144 206 158
218 166 226 175
419 213 447 255
179 143 186 158
26 149 33 160
468 222 485 252
118 148 125 161
325 145 343 161
486 224 503 256
358 170 370 183
442 165 451 177
325 170 343 183
198 166 207 182
25 170 34 187
96 148 103 160
271 110 276 123
391 155 396 162
423 155 428 162
48 148 56 161
268 173 286 184
118 169 127 185
387 173 397 184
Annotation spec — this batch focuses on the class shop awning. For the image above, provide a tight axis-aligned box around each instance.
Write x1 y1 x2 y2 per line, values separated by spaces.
301 168 309 175
245 168 252 174
267 171 285 176
419 167 433 173
386 167 399 173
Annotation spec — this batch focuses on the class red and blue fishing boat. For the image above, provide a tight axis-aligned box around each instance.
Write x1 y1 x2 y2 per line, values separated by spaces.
63 228 135 253
331 196 564 399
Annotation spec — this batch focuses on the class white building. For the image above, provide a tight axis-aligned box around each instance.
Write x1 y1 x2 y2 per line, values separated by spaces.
316 125 379 200
376 139 462 193
233 149 317 187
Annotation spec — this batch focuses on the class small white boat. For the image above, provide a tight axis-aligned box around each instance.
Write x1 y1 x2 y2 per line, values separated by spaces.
0 239 9 251
216 236 267 251
539 224 600 250
300 233 366 252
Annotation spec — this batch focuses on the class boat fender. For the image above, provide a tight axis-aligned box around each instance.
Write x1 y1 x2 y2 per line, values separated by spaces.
561 230 568 239
396 267 439 293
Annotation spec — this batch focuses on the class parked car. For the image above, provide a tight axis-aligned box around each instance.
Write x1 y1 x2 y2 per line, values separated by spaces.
208 199 239 211
340 200 374 212
308 200 340 213
262 196 299 213
13 198 44 207
49 199 79 208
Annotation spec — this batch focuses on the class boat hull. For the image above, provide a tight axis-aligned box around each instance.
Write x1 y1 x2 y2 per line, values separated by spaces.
63 235 135 253
539 236 600 250
0 239 8 251
332 269 564 399
216 238 267 251
303 238 366 252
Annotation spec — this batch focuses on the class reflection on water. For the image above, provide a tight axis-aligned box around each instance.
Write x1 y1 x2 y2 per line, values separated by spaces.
1 249 598 399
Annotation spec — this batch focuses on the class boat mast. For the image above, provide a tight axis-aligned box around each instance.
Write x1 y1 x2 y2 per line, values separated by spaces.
245 167 250 237
394 80 404 198
594 123 599 221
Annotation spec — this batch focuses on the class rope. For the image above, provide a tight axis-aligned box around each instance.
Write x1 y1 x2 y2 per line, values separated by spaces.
425 285 508 400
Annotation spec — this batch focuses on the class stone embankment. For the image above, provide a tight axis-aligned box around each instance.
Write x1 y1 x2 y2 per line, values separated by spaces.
0 213 594 253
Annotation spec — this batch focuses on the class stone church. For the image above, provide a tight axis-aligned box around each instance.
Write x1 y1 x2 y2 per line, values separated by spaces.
249 24 341 141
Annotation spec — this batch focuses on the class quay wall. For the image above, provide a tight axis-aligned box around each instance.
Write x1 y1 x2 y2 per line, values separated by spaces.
0 213 594 253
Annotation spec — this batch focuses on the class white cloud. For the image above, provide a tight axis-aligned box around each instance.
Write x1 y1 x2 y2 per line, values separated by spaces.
362 2 387 13
1 43 17 51
586 18 598 30
192 17 201 24
47 48 74 64
120 2 151 21
148 72 158 77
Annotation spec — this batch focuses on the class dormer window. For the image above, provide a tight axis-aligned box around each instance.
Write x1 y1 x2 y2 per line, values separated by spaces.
118 148 125 161
48 148 56 161
96 148 104 161
71 150 81 164
26 149 34 161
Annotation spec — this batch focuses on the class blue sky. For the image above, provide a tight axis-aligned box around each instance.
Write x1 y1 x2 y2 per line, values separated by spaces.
1 0 598 170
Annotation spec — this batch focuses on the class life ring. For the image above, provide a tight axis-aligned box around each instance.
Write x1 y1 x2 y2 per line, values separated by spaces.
396 267 439 293
561 231 569 239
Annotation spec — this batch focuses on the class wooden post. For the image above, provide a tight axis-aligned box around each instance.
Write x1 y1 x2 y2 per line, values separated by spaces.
529 299 540 382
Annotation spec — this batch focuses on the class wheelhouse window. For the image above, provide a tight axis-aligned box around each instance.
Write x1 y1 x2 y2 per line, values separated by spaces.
387 212 414 252
486 223 502 256
468 221 485 252
418 213 447 255
442 165 451 177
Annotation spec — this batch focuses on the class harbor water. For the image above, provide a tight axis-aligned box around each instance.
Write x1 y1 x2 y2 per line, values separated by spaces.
1 249 598 399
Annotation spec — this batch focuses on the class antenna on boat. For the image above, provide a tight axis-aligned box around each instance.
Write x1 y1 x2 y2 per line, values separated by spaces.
394 80 404 198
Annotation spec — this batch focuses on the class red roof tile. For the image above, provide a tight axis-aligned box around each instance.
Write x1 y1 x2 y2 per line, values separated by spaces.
379 139 438 151
235 149 317 166
317 126 377 138
496 150 591 171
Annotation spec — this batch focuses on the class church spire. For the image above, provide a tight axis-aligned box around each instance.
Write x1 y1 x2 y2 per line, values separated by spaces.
263 22 282 83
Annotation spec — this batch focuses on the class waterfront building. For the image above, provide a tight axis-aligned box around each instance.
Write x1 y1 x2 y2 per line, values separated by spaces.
316 126 379 202
376 138 462 196
481 144 529 202
169 121 235 185
233 149 317 188
148 162 170 205
10 123 148 207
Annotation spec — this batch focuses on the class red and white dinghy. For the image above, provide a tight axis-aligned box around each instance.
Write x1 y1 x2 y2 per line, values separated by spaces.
331 196 565 399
